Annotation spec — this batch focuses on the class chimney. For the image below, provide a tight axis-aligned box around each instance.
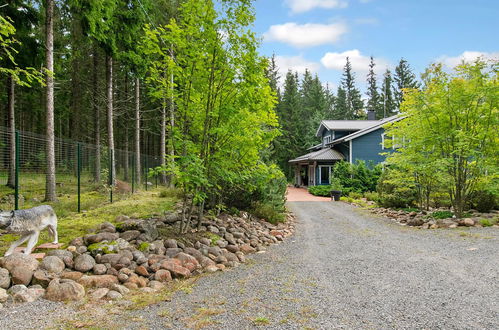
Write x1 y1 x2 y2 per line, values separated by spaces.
367 110 376 120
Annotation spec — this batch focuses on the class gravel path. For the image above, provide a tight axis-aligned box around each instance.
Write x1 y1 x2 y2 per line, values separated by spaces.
1 201 498 329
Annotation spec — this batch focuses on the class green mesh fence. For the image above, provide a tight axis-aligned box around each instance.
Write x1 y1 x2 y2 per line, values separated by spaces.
0 126 162 212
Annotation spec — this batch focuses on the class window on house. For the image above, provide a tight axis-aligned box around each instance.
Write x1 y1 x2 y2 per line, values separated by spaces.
382 133 405 149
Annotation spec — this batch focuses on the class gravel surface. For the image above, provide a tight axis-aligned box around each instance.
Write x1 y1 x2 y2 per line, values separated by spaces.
1 201 498 329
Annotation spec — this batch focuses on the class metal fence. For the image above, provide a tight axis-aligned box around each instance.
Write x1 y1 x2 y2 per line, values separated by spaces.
0 126 163 212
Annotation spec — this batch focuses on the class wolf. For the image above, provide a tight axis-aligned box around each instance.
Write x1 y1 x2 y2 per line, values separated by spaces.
0 205 58 256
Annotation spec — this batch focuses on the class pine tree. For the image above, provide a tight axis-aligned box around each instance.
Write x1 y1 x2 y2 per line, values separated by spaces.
366 56 382 119
334 86 348 119
393 58 419 110
265 54 281 101
380 69 396 118
340 57 364 119
301 71 328 147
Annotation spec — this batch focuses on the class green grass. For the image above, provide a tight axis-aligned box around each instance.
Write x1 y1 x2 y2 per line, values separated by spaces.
0 186 177 255
431 210 454 219
479 218 498 227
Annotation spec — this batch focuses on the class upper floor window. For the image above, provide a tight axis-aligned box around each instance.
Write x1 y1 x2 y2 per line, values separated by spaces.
382 133 405 149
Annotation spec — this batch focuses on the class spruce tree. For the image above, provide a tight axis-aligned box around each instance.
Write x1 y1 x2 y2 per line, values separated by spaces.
340 57 364 119
301 71 328 147
380 69 396 117
265 54 281 101
393 58 419 110
335 86 347 119
366 56 382 119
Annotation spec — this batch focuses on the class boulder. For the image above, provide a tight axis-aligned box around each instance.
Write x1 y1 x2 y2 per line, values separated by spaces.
2 253 39 286
90 288 109 300
31 269 54 288
226 245 239 253
198 238 211 246
154 269 172 282
93 264 107 275
100 222 116 233
164 239 178 249
464 218 475 227
0 288 8 303
45 279 85 301
148 280 165 291
40 256 65 274
165 248 183 257
110 284 130 295
120 230 141 241
0 268 10 289
126 274 147 288
47 250 74 268
84 232 119 245
74 254 96 272
164 213 180 224
160 260 190 278
11 286 45 303
135 266 149 277
106 290 122 300
406 218 425 227
78 275 119 289
60 271 84 281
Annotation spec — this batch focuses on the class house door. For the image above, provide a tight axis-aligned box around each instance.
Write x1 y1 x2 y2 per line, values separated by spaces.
319 166 331 185
308 165 315 186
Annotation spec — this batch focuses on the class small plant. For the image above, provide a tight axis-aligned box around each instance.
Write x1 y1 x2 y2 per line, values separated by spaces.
348 191 363 200
363 191 379 202
252 317 270 325
308 185 332 197
401 207 419 213
204 232 221 246
432 210 453 219
479 218 497 227
251 202 285 224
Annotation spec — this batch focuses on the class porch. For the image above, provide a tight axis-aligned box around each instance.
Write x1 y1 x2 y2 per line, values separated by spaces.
288 148 344 187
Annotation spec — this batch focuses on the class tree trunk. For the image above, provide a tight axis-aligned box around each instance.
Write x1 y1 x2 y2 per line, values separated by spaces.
44 0 56 201
7 75 15 188
106 55 116 185
93 47 101 182
168 72 175 188
124 126 129 181
134 77 141 185
160 101 166 184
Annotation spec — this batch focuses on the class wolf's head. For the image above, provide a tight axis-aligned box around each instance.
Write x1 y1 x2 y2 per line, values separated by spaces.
0 210 14 229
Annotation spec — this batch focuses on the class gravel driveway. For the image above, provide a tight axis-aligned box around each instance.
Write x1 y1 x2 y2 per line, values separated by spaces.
1 201 498 329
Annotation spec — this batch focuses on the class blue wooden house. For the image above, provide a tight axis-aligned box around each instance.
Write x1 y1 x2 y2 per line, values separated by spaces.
289 112 402 186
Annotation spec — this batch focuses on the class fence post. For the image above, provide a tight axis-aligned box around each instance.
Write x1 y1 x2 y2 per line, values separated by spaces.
14 130 19 210
77 142 81 213
131 153 135 194
109 147 113 203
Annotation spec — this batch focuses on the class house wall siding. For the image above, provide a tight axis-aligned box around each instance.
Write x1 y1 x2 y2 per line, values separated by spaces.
351 128 386 165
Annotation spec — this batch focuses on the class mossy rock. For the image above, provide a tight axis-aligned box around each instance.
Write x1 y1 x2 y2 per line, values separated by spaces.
87 241 119 255
138 242 150 252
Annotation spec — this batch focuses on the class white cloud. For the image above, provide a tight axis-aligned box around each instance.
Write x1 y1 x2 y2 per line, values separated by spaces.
264 22 348 48
285 0 348 13
437 51 499 68
274 55 321 76
320 49 390 74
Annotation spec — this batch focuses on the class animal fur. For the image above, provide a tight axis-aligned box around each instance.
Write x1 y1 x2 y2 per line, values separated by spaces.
0 205 58 256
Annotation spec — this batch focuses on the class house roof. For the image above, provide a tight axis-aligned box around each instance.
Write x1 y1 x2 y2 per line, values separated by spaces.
289 148 344 163
330 115 403 144
316 120 379 137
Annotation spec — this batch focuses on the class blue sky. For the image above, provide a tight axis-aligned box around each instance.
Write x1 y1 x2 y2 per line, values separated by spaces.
252 0 498 91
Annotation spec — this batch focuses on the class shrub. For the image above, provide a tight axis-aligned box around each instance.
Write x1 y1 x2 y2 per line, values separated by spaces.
472 190 497 213
309 185 332 197
377 168 417 208
432 210 453 219
363 191 379 203
251 201 285 224
159 188 182 199
348 191 363 200
333 160 382 194
479 218 497 227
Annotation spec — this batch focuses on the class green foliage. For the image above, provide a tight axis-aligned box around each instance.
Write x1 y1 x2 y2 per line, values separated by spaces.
384 60 498 217
472 190 497 213
348 191 363 199
363 191 379 203
338 57 364 119
308 185 332 197
138 242 150 252
332 160 381 194
431 210 454 219
251 201 285 224
159 188 182 199
377 168 416 208
479 218 497 227
393 58 419 109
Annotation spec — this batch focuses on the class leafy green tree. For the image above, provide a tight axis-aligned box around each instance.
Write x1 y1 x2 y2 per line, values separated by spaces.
366 56 382 118
384 60 498 217
393 58 419 110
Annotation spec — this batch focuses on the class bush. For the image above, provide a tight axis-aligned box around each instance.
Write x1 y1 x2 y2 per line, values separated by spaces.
432 210 453 219
472 190 497 213
377 169 416 208
363 191 379 203
309 185 332 197
348 191 363 200
479 218 497 227
251 201 285 224
333 160 382 194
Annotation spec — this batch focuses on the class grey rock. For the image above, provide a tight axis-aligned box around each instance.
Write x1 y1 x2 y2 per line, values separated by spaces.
74 254 96 272
0 268 10 289
106 290 122 300
164 239 178 249
93 264 107 275
41 256 65 274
